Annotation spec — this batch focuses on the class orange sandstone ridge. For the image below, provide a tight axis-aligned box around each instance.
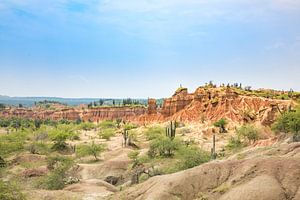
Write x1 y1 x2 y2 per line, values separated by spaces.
0 87 294 125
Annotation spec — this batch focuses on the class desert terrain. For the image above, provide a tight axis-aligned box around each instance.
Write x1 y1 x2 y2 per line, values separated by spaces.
0 85 300 200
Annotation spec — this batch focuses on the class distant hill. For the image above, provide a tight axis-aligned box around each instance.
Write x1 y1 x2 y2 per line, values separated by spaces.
0 96 153 107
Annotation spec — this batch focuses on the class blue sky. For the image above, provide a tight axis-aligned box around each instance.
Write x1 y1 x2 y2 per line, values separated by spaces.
0 0 300 98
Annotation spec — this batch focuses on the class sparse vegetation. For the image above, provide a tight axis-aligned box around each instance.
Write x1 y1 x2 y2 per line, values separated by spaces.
226 136 243 151
98 120 116 129
0 85 299 199
0 130 27 157
145 126 164 140
39 156 74 190
272 106 300 141
77 122 96 131
0 180 25 200
128 150 140 168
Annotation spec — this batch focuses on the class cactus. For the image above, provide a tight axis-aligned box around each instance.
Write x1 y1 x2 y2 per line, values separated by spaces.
211 134 216 160
166 121 176 140
123 129 129 147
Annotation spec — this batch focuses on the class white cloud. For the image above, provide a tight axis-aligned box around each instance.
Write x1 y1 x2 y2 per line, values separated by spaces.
1 0 300 42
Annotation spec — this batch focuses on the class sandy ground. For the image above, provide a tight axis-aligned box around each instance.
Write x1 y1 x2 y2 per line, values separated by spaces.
62 130 133 199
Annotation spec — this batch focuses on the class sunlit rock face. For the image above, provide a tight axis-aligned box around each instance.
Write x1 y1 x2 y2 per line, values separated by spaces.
0 87 293 125
147 99 157 115
81 106 147 122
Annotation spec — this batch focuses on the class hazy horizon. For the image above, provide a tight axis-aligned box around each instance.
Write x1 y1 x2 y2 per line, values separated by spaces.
1 0 300 98
0 83 299 99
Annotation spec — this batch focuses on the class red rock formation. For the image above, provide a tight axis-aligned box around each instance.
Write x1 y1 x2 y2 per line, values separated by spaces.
162 87 292 124
81 106 146 122
147 99 157 115
161 88 193 117
0 87 294 125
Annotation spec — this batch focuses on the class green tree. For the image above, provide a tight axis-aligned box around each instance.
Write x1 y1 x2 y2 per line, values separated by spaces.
76 142 105 160
213 118 228 133
49 125 78 151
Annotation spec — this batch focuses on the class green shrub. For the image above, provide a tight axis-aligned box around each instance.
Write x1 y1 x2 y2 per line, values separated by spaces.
46 156 73 171
272 107 300 136
127 130 139 147
0 131 28 157
148 137 181 158
76 142 105 160
26 142 51 155
213 118 227 133
178 146 210 169
33 128 49 141
226 136 243 151
145 126 165 141
0 142 24 157
49 124 78 151
99 120 115 129
42 168 65 190
58 119 72 125
128 150 140 168
99 128 116 140
0 180 25 200
39 156 74 190
124 123 137 130
0 119 11 128
237 125 260 144
77 122 96 131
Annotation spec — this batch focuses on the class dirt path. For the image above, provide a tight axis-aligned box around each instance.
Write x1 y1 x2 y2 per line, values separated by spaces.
65 130 133 199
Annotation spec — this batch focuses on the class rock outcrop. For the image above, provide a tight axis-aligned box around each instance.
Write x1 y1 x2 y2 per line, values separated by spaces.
0 87 294 125
154 87 292 125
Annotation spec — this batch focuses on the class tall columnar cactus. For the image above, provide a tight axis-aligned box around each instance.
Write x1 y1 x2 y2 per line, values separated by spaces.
211 134 216 160
123 129 129 147
166 121 176 140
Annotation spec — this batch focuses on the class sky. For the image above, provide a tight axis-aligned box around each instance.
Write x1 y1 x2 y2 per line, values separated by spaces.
0 0 300 98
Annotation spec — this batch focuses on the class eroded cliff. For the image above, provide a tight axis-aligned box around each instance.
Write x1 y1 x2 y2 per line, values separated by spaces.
0 87 294 125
